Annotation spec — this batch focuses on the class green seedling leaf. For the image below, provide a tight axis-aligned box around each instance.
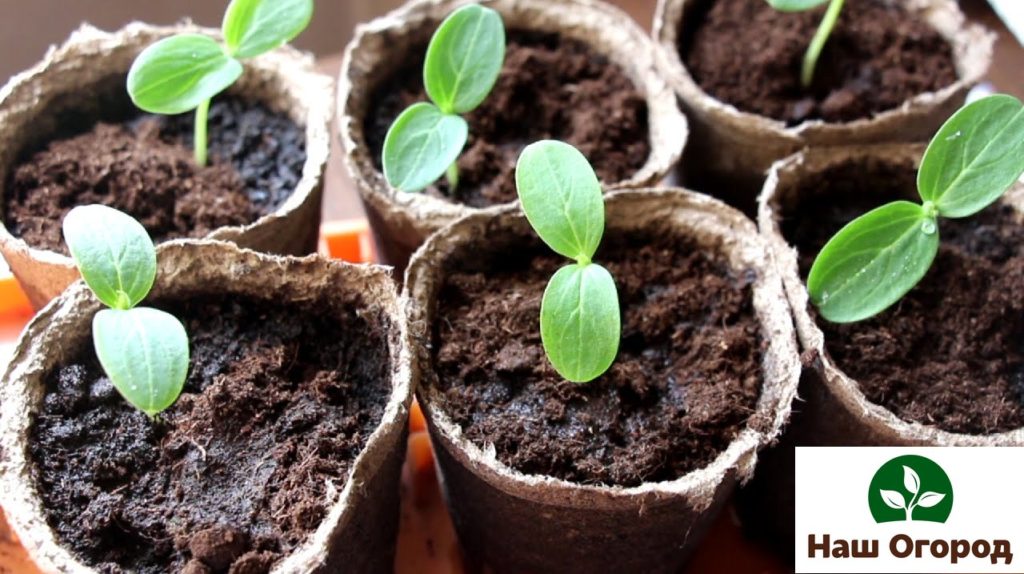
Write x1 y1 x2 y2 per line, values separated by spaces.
63 205 157 311
765 0 830 11
424 4 506 115
540 263 620 383
807 201 939 323
383 103 468 192
517 140 621 383
516 140 604 262
127 34 243 115
918 94 1024 218
93 307 189 417
223 0 314 59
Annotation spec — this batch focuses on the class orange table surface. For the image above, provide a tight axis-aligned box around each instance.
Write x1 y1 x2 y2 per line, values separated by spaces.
0 221 789 574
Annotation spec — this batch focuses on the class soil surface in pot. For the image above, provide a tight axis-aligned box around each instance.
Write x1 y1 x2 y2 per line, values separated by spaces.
4 97 305 255
366 30 650 208
29 294 391 573
782 159 1024 434
430 232 764 486
682 0 957 125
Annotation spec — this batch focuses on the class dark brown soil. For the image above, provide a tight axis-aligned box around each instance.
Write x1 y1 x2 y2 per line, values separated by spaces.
682 0 958 125
366 30 650 208
29 294 392 573
430 232 765 486
4 97 305 255
782 159 1024 434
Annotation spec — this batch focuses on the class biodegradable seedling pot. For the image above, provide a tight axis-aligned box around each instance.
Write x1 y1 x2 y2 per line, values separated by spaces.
339 0 688 272
653 0 993 211
745 145 1024 559
0 242 413 573
405 189 800 574
0 22 333 309
759 144 1024 447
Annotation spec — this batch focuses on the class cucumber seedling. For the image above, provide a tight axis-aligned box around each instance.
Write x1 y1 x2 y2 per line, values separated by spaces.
765 0 844 88
515 140 621 383
63 205 190 417
382 4 506 193
808 94 1024 323
127 0 314 166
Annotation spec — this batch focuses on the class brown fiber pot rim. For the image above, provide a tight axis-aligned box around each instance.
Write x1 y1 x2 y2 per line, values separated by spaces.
0 241 414 573
404 188 801 512
338 0 689 237
757 144 1024 446
0 22 333 296
653 0 994 143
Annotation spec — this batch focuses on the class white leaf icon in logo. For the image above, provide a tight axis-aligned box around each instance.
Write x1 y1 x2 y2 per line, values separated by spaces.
916 492 946 508
903 465 920 494
880 489 907 510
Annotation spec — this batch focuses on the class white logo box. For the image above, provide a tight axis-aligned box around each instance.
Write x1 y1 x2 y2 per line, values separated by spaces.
795 447 1024 573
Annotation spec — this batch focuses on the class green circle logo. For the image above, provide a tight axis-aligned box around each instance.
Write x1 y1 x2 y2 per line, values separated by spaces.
868 455 953 524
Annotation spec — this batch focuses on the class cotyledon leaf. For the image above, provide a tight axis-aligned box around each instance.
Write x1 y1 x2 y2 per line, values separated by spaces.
93 307 189 416
63 205 157 310
222 0 314 59
126 34 242 115
515 140 605 262
917 94 1024 218
382 102 468 192
540 263 620 383
423 4 506 115
807 201 939 323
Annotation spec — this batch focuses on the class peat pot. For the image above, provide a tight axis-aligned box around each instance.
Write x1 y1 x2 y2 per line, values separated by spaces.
0 23 333 308
744 145 1024 556
405 189 800 574
653 0 992 212
339 0 688 273
0 241 413 573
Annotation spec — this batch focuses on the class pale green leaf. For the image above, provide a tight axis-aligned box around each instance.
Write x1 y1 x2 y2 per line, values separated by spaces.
918 94 1024 218
766 0 830 11
93 307 189 416
223 0 313 59
63 205 156 310
541 263 620 383
424 4 505 115
383 102 468 192
515 140 604 262
807 201 939 323
127 34 243 115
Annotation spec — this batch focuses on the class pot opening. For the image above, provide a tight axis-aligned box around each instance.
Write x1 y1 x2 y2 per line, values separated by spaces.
26 291 393 573
424 219 767 488
775 153 1024 435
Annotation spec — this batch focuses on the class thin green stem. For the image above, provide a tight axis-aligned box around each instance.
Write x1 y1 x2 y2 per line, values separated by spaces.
194 98 210 167
445 161 459 191
801 0 844 89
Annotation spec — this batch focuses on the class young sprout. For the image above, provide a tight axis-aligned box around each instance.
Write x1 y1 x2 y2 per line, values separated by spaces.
382 4 506 193
127 0 314 166
766 0 844 88
808 94 1024 323
515 140 621 383
63 205 190 417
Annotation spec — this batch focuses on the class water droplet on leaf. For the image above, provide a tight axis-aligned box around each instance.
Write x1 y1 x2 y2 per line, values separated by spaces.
921 220 937 235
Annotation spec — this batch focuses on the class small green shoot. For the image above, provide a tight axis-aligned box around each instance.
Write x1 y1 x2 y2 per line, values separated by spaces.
127 0 313 166
766 0 844 88
382 4 505 193
515 140 620 383
63 205 190 417
808 94 1024 323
